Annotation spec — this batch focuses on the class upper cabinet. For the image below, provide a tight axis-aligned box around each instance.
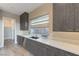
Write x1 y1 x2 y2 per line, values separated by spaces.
20 12 29 30
53 3 79 32
74 4 79 31
53 3 74 32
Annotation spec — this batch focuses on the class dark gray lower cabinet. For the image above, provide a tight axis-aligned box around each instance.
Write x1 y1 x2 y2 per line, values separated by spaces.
46 46 57 56
23 38 78 56
17 36 78 56
55 48 76 56
17 36 24 46
46 46 77 56
24 38 47 56
32 40 47 56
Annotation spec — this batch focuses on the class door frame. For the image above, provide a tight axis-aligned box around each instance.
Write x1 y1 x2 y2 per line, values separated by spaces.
3 16 17 45
2 17 4 47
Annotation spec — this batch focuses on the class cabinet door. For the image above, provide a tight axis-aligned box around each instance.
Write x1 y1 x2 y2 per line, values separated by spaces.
20 14 25 30
17 36 24 46
63 4 74 31
55 48 78 56
17 36 21 45
24 38 31 50
47 45 77 56
53 3 65 31
21 37 24 46
20 12 29 30
33 41 47 56
24 38 47 56
28 40 39 56
24 13 29 30
47 46 58 56
24 38 35 54
53 3 74 31
74 4 79 31
23 38 27 48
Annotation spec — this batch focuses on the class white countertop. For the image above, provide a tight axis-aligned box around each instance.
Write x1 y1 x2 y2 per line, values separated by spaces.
17 34 79 55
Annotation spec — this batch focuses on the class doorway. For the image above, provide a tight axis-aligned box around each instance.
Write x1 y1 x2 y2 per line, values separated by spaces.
3 17 16 46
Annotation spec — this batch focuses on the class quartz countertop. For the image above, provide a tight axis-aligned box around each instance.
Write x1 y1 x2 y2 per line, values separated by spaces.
17 34 79 55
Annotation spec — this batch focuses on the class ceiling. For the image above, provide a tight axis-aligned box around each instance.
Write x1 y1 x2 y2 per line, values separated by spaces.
0 3 43 15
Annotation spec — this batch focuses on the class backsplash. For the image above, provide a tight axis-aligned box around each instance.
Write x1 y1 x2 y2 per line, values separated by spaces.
19 31 29 35
30 28 48 38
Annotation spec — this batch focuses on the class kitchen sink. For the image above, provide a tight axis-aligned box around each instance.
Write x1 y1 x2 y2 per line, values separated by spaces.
30 36 39 39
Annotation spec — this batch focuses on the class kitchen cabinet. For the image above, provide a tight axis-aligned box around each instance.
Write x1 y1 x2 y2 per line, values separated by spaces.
23 37 77 56
46 45 57 56
46 45 77 56
74 4 79 31
20 12 29 30
32 40 47 56
17 35 24 46
63 4 75 31
24 38 35 53
53 3 66 31
56 49 77 56
17 35 77 56
53 3 79 32
53 3 74 31
24 38 47 56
